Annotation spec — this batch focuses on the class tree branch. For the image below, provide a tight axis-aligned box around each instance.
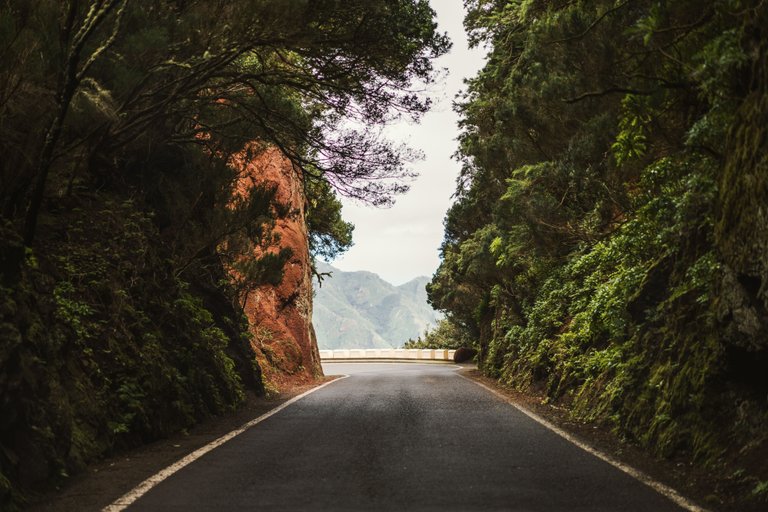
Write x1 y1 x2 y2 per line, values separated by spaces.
548 0 631 45
77 0 128 80
562 86 651 104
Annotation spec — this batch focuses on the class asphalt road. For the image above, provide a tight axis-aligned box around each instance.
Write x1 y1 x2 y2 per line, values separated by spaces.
126 362 684 511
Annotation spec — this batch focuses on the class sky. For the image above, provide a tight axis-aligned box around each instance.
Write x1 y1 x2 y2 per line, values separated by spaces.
329 1 486 286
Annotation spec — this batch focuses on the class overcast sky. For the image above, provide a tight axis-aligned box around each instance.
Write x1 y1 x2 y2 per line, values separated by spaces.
330 1 486 286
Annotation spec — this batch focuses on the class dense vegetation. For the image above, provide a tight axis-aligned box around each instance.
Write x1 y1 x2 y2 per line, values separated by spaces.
428 0 767 507
403 318 471 350
0 0 447 506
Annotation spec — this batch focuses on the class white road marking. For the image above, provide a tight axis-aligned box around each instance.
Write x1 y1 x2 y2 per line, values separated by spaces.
103 375 349 511
457 372 709 512
105 364 706 511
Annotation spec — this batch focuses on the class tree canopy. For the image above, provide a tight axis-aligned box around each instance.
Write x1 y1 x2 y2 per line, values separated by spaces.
429 1 768 506
0 0 450 245
0 1 448 506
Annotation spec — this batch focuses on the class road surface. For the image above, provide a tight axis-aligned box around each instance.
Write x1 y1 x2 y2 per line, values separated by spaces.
125 362 685 511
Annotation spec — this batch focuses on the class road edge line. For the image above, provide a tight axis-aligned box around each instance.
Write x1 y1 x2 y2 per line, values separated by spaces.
102 375 350 511
457 372 709 512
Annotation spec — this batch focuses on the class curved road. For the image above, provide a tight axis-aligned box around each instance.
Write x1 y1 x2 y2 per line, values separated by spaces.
125 362 685 511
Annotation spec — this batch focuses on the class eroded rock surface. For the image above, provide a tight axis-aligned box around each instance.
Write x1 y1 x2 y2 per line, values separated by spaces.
236 147 322 389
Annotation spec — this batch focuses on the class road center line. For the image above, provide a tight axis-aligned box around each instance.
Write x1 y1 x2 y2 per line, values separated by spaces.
456 372 708 512
103 375 350 512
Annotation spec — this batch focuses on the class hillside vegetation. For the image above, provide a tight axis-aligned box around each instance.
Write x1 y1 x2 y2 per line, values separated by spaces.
428 0 768 507
313 262 440 349
0 1 447 506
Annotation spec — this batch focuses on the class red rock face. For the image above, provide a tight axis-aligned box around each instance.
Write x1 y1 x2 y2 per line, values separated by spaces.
233 146 322 390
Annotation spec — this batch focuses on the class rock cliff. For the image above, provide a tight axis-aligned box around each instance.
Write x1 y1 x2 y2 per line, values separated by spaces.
235 147 323 390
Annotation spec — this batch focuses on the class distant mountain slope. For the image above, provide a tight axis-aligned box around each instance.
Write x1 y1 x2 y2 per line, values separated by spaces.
313 262 441 349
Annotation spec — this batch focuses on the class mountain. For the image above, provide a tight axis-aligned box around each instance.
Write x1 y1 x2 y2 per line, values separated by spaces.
312 262 441 349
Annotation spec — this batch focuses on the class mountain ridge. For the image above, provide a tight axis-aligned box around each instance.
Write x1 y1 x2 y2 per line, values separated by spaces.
312 262 440 349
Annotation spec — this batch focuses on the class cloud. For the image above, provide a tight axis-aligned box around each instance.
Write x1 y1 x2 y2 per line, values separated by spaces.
332 1 485 285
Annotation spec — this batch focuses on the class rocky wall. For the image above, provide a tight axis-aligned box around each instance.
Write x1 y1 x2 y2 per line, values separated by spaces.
235 147 323 390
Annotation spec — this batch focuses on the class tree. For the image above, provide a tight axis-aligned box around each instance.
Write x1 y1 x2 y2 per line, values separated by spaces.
0 2 450 504
429 2 768 499
0 0 450 247
402 318 473 350
305 176 354 262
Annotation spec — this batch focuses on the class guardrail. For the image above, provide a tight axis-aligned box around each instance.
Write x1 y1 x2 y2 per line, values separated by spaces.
319 348 456 361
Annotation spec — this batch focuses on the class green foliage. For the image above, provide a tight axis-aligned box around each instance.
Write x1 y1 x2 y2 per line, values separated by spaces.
0 0 448 506
0 200 261 508
305 178 354 264
403 318 473 350
611 95 651 165
0 0 450 234
430 0 768 505
496 156 720 453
